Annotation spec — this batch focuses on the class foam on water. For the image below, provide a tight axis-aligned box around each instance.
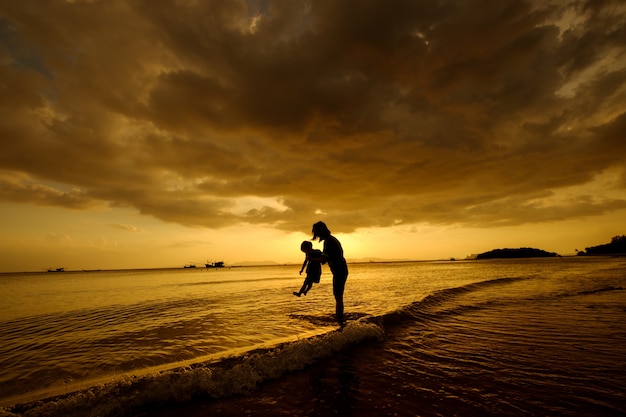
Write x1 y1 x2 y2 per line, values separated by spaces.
1 320 384 417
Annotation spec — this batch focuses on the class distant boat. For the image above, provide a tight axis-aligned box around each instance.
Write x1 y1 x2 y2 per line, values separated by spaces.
205 261 224 268
47 268 65 272
183 263 197 268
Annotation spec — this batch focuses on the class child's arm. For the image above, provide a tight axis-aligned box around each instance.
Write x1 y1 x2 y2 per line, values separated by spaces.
299 258 308 275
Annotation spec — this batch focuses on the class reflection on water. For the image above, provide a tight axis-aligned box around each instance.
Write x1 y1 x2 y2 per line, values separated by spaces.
1 257 625 416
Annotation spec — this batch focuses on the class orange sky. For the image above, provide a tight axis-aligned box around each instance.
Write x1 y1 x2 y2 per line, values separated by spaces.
1 0 625 272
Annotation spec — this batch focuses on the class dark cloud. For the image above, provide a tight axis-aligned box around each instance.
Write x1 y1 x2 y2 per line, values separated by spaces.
0 171 106 210
1 0 625 234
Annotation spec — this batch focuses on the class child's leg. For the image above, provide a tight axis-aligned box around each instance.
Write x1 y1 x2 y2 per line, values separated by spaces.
294 279 308 296
302 276 314 295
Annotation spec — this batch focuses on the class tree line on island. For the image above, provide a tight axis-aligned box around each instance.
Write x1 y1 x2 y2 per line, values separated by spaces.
476 247 559 259
578 235 626 256
474 235 626 259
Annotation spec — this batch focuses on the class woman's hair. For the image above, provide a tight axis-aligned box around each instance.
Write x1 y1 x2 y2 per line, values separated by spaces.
312 221 331 241
300 241 313 251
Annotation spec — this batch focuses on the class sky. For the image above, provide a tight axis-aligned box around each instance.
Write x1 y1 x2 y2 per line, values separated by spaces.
1 0 625 272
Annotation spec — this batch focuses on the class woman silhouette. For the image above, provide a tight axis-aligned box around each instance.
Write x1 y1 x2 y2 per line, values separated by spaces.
312 221 348 324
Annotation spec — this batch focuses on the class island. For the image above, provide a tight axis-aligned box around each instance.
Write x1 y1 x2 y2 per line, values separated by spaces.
476 247 559 259
579 235 626 256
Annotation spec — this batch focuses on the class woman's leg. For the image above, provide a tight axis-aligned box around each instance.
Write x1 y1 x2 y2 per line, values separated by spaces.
333 273 347 323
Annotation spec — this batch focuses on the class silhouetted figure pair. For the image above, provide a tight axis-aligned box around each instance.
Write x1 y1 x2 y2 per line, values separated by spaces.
292 221 349 325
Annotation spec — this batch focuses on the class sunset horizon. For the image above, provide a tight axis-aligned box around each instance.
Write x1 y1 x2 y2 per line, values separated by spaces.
1 0 625 273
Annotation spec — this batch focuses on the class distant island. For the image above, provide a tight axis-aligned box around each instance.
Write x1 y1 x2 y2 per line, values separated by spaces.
578 235 626 256
476 247 559 259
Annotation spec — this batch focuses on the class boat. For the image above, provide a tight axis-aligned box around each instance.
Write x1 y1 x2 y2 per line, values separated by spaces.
47 268 65 272
183 263 197 268
205 261 224 268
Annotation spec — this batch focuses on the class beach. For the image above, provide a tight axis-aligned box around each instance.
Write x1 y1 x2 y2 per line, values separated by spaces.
1 258 625 416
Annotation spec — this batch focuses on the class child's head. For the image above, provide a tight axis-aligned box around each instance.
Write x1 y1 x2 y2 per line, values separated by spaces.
300 241 313 252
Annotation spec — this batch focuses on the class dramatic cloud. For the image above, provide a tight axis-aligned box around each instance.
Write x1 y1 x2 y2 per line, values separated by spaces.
1 0 625 234
0 171 106 209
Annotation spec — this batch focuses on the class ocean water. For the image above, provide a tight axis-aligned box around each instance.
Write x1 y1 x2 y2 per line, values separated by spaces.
0 257 624 417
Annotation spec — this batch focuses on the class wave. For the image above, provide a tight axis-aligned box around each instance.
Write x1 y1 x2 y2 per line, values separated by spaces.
577 286 624 296
1 321 384 417
0 277 523 417
169 276 295 287
383 276 528 325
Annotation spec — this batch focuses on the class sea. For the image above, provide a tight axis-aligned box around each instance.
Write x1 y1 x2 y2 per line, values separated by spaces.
0 257 624 417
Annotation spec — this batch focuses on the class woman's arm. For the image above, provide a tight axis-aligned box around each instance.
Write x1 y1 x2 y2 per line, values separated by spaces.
307 250 327 264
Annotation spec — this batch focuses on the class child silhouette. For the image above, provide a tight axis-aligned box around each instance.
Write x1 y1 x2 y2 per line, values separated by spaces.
293 241 323 297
